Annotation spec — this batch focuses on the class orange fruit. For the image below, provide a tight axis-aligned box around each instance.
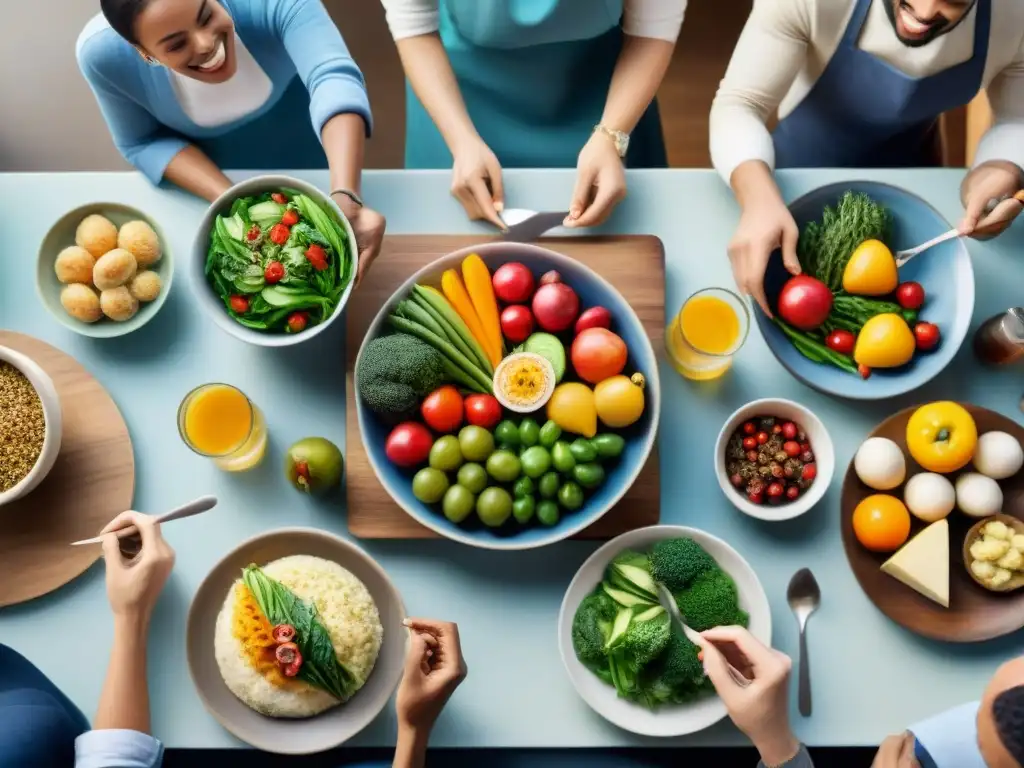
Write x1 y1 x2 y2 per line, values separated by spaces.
852 494 912 553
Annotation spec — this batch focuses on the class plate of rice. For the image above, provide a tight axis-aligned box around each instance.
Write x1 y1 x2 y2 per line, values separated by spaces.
187 528 406 754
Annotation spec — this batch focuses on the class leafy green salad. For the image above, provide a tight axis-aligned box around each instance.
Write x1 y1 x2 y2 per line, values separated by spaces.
205 189 354 334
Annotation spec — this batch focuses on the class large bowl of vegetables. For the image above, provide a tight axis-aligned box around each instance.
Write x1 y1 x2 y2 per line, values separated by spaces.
757 181 974 400
354 243 660 550
190 175 357 347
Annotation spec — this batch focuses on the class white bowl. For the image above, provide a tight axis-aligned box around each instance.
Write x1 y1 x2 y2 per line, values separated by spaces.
557 525 771 738
189 175 358 348
714 398 834 522
0 346 62 508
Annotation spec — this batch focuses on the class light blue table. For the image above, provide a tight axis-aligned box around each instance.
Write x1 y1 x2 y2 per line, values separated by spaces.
0 169 1021 750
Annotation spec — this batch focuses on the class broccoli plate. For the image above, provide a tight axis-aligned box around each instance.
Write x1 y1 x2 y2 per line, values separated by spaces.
571 537 749 709
205 189 354 334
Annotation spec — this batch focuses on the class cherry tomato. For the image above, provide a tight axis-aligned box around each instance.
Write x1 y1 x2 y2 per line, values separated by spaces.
802 463 817 482
746 450 759 463
748 491 764 504
783 440 801 458
246 224 261 243
264 261 284 284
896 281 926 311
777 275 834 331
767 482 784 499
281 209 299 227
914 322 941 351
229 294 249 313
742 436 758 450
271 192 288 204
272 624 296 644
825 329 856 356
786 485 800 501
491 262 535 304
421 385 464 433
756 431 769 445
305 244 329 271
385 422 433 467
742 422 756 435
781 422 798 440
269 223 290 245
772 424 783 435
499 305 534 344
464 394 502 430
729 473 744 487
286 312 308 333
857 363 872 380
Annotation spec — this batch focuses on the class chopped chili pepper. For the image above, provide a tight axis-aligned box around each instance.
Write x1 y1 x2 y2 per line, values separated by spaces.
264 261 284 284
246 224 261 242
269 223 290 245
281 209 299 226
305 244 328 271
272 624 296 644
271 192 288 204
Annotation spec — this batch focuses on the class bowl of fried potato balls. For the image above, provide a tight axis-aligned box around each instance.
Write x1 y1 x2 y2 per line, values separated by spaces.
36 203 172 338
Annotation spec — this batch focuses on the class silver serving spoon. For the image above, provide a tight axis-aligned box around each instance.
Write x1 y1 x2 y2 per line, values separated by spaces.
787 568 820 717
70 495 218 549
499 208 571 242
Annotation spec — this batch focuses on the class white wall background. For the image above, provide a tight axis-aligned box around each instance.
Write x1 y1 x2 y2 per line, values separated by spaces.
0 0 407 171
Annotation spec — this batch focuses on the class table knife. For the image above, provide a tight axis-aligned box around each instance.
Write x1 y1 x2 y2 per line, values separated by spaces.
500 209 570 242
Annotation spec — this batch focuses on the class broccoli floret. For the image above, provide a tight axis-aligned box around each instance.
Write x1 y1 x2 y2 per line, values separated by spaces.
357 333 447 418
649 537 717 592
572 589 617 666
634 630 709 707
675 568 748 632
619 610 670 667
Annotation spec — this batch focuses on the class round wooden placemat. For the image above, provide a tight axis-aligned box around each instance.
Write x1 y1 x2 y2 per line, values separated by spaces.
0 331 134 607
840 404 1024 643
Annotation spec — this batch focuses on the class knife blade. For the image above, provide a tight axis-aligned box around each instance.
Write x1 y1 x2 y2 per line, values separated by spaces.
500 209 570 242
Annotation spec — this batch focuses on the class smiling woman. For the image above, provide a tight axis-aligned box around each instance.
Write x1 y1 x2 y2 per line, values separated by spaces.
77 0 386 279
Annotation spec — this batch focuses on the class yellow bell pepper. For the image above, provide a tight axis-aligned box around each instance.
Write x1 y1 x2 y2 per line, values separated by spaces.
843 240 899 296
853 313 915 368
905 402 978 473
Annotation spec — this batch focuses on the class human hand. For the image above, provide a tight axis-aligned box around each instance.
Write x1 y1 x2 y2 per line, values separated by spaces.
564 131 626 229
727 197 801 317
698 625 800 766
395 618 467 735
333 194 386 286
101 511 175 622
450 136 505 229
959 161 1023 240
871 732 921 768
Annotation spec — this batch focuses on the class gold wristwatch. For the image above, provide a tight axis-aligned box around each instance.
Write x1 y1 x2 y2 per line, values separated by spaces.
594 124 630 158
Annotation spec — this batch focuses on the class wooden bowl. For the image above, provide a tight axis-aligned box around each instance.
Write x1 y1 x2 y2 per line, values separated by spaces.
963 514 1024 593
840 403 1024 642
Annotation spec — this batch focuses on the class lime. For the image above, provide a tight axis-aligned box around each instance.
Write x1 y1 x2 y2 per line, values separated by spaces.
456 462 488 494
412 468 449 504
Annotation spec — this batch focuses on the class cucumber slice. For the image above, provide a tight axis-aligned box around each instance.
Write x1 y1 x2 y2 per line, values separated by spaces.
632 605 665 623
524 332 566 382
602 582 657 608
604 607 633 650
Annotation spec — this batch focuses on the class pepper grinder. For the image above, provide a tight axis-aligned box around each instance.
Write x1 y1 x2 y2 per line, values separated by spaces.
973 308 1024 366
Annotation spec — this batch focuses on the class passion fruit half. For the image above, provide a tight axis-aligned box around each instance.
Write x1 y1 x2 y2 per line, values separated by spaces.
285 437 344 494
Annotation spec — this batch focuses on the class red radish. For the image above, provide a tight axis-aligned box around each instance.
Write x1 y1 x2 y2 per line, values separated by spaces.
500 305 534 343
539 270 562 285
532 282 579 332
492 262 535 304
777 275 833 331
385 422 433 467
825 329 855 356
914 322 941 351
896 282 925 310
575 306 612 335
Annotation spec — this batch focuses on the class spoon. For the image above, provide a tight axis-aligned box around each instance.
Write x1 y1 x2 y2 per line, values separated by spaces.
787 568 821 717
70 495 218 549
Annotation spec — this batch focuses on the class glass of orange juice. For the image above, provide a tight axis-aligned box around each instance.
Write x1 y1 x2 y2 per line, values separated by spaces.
178 383 268 472
666 287 750 381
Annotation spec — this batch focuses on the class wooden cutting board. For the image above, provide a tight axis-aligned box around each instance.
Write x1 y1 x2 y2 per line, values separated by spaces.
0 331 135 607
345 235 664 540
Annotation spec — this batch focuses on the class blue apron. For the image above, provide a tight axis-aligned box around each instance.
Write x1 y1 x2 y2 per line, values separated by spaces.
405 0 667 169
773 0 990 168
910 701 989 768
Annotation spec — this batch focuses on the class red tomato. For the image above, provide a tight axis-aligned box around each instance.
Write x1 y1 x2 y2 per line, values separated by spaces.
896 282 926 311
500 305 534 344
825 329 856 356
492 262 535 303
786 485 800 500
777 275 834 331
246 224 261 243
575 306 612 335
742 436 757 450
756 431 769 445
264 261 284 284
271 193 288 204
281 209 299 227
269 223 290 245
914 322 941 351
802 463 817 482
305 244 328 271
781 421 798 440
784 441 801 457
421 385 464 433
287 312 308 333
532 282 579 332
229 295 249 313
742 422 756 435
767 482 785 499
385 422 433 467
570 328 627 384
748 491 764 504
464 394 502 429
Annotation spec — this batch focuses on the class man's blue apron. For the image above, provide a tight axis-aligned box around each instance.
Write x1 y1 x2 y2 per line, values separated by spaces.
404 0 667 170
773 0 990 168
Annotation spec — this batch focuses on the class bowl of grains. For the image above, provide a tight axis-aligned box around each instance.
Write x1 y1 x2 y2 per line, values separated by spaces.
714 398 834 522
0 346 62 507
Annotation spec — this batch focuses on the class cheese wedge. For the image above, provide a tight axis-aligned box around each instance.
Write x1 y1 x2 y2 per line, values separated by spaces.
880 519 950 608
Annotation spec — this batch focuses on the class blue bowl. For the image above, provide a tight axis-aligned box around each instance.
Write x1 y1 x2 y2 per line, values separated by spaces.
756 181 974 400
355 242 660 550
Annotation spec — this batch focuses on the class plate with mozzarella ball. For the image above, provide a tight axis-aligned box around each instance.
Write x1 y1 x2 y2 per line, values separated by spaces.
840 402 1024 642
36 203 173 338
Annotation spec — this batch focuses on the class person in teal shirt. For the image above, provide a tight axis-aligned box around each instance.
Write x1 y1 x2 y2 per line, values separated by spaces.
380 0 687 230
77 0 384 280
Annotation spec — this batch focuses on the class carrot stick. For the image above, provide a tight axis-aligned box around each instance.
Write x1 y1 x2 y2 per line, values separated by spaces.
461 253 503 363
440 270 500 367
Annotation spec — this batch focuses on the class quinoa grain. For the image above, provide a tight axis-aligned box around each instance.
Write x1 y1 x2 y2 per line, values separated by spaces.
0 362 46 492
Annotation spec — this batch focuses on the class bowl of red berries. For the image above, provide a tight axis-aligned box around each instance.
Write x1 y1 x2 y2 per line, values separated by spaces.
715 398 834 521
